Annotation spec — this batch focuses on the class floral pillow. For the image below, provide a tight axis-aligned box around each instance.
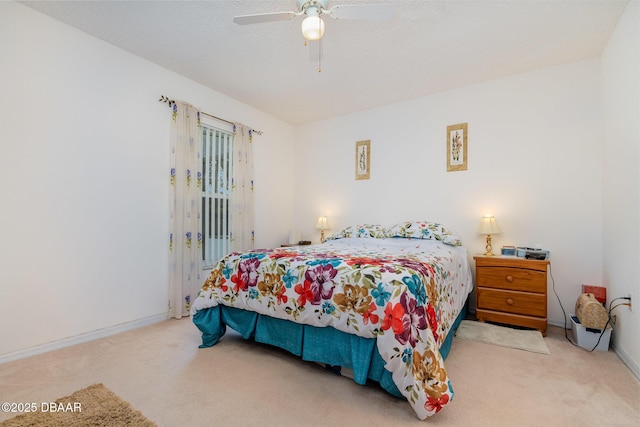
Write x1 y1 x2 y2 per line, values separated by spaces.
386 221 462 246
326 224 389 240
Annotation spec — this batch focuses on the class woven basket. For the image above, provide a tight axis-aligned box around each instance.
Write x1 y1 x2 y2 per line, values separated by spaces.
575 293 608 329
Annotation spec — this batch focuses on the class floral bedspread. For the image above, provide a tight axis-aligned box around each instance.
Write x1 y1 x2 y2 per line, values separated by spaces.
191 237 473 419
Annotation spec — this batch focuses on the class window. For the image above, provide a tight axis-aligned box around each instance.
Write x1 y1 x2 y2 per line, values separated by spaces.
201 125 233 268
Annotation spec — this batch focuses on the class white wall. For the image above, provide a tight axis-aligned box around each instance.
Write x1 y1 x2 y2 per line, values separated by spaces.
295 60 603 330
0 2 295 360
601 0 640 377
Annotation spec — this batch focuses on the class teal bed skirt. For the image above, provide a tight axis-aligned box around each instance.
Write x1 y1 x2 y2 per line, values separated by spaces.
193 305 466 399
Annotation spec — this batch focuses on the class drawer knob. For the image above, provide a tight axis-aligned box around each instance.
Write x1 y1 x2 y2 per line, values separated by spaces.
506 298 514 305
505 275 514 282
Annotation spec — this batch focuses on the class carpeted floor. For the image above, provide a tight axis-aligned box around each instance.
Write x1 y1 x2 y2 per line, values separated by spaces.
0 318 638 426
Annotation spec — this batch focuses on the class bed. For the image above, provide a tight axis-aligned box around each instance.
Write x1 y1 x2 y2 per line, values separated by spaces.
191 221 473 419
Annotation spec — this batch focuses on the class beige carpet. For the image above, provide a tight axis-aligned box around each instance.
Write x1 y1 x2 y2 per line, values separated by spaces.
0 318 638 426
455 320 551 355
0 384 156 427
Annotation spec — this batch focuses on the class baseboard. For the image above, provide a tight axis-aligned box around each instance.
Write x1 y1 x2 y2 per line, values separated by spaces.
0 313 168 365
611 339 640 381
547 318 570 329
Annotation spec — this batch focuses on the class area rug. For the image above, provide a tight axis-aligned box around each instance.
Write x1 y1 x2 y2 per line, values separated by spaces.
0 383 157 427
455 320 550 355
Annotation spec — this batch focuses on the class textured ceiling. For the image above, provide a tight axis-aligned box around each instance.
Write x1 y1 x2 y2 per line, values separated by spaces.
21 0 628 125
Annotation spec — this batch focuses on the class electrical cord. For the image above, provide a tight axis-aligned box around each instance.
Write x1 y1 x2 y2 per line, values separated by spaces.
587 298 630 351
589 316 611 351
549 264 581 347
552 268 631 351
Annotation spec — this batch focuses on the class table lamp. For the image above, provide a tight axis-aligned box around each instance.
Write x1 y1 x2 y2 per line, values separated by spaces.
477 215 502 256
316 216 329 243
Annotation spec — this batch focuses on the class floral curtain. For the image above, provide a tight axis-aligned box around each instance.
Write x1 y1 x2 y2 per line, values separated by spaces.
229 123 255 252
168 101 202 319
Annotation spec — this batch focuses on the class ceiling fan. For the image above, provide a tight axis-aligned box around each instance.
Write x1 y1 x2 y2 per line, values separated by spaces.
233 0 395 41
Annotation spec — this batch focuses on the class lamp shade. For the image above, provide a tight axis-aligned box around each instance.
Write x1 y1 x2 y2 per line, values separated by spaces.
316 216 329 230
301 15 325 40
477 216 502 235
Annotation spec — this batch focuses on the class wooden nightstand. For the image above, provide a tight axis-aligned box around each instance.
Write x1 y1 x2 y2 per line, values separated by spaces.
474 255 550 336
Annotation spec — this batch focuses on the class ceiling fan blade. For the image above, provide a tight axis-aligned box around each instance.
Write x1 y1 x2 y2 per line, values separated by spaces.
326 4 395 20
233 11 298 25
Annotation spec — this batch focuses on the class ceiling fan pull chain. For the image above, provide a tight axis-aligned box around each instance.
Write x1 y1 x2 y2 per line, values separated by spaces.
318 7 323 73
318 37 322 72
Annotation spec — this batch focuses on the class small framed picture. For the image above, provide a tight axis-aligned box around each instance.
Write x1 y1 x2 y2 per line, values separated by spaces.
355 140 370 180
447 123 468 172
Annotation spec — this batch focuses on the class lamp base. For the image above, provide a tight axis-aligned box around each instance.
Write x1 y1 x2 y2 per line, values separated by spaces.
484 235 495 256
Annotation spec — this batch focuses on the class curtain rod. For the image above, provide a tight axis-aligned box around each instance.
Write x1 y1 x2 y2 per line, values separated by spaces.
159 95 263 135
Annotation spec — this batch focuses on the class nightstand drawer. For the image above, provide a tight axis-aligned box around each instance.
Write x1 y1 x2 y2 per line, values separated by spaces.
477 288 546 317
476 267 546 293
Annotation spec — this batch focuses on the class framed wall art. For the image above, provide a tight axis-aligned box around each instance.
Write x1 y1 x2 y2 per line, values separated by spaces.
446 123 468 172
355 140 370 180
